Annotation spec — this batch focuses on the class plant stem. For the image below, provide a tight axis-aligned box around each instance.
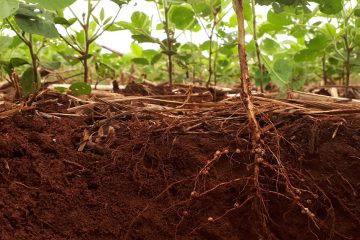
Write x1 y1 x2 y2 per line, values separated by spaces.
233 0 267 236
250 0 264 93
6 18 39 90
206 14 218 87
343 35 351 97
82 0 92 83
213 43 218 86
28 34 39 86
163 3 173 88
233 0 257 124
322 53 327 85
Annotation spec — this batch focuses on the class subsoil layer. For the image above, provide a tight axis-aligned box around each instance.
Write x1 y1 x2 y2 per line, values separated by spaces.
0 99 360 240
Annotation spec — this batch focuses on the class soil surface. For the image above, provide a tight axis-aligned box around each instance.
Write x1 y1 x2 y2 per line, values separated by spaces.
0 95 359 240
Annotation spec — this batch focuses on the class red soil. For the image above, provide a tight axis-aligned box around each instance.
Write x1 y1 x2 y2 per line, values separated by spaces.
0 101 359 240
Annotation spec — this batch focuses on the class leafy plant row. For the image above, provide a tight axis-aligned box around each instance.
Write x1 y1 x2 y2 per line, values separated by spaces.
0 0 356 96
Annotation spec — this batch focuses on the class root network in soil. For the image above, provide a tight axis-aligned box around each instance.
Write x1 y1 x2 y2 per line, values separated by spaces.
0 91 359 240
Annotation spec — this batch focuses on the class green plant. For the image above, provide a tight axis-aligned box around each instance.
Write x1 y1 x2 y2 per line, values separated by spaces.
55 0 129 83
110 0 200 87
1 1 73 96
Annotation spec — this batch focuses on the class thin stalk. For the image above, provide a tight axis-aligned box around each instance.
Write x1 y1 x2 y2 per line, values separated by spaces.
28 34 38 86
190 31 196 84
250 0 264 93
213 42 218 86
342 62 345 86
322 53 327 85
6 19 39 86
83 0 92 83
206 13 218 88
342 5 354 97
163 3 173 88
344 35 351 97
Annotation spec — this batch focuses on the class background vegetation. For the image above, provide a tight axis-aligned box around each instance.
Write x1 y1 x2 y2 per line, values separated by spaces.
0 0 357 96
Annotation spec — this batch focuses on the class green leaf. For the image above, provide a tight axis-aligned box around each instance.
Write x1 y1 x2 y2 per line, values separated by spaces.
261 38 280 55
75 30 85 45
28 0 76 10
267 10 292 26
100 8 105 21
15 15 59 38
318 0 343 15
40 61 61 69
277 0 296 5
354 8 360 17
271 59 293 86
131 57 149 65
258 22 283 37
200 40 218 51
95 62 115 78
0 0 18 19
0 61 13 75
188 1 211 17
131 43 143 56
328 57 339 66
69 82 92 95
15 4 59 38
20 67 39 97
261 55 289 87
169 5 195 30
290 25 307 38
294 49 318 62
151 53 162 65
92 14 100 25
306 34 330 51
228 14 237 27
54 87 67 93
354 34 360 46
256 0 273 5
109 0 129 7
54 17 74 26
131 11 151 33
0 36 14 50
10 58 29 67
323 23 336 38
142 49 158 59
132 34 159 44
243 0 252 21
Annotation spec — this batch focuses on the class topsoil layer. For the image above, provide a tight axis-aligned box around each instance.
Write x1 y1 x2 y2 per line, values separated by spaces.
0 98 359 240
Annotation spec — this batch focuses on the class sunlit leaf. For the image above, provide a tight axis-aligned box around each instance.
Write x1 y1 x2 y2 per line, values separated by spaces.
131 11 151 33
69 82 92 95
28 0 76 10
0 0 18 19
317 0 343 14
131 43 143 56
169 5 195 30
